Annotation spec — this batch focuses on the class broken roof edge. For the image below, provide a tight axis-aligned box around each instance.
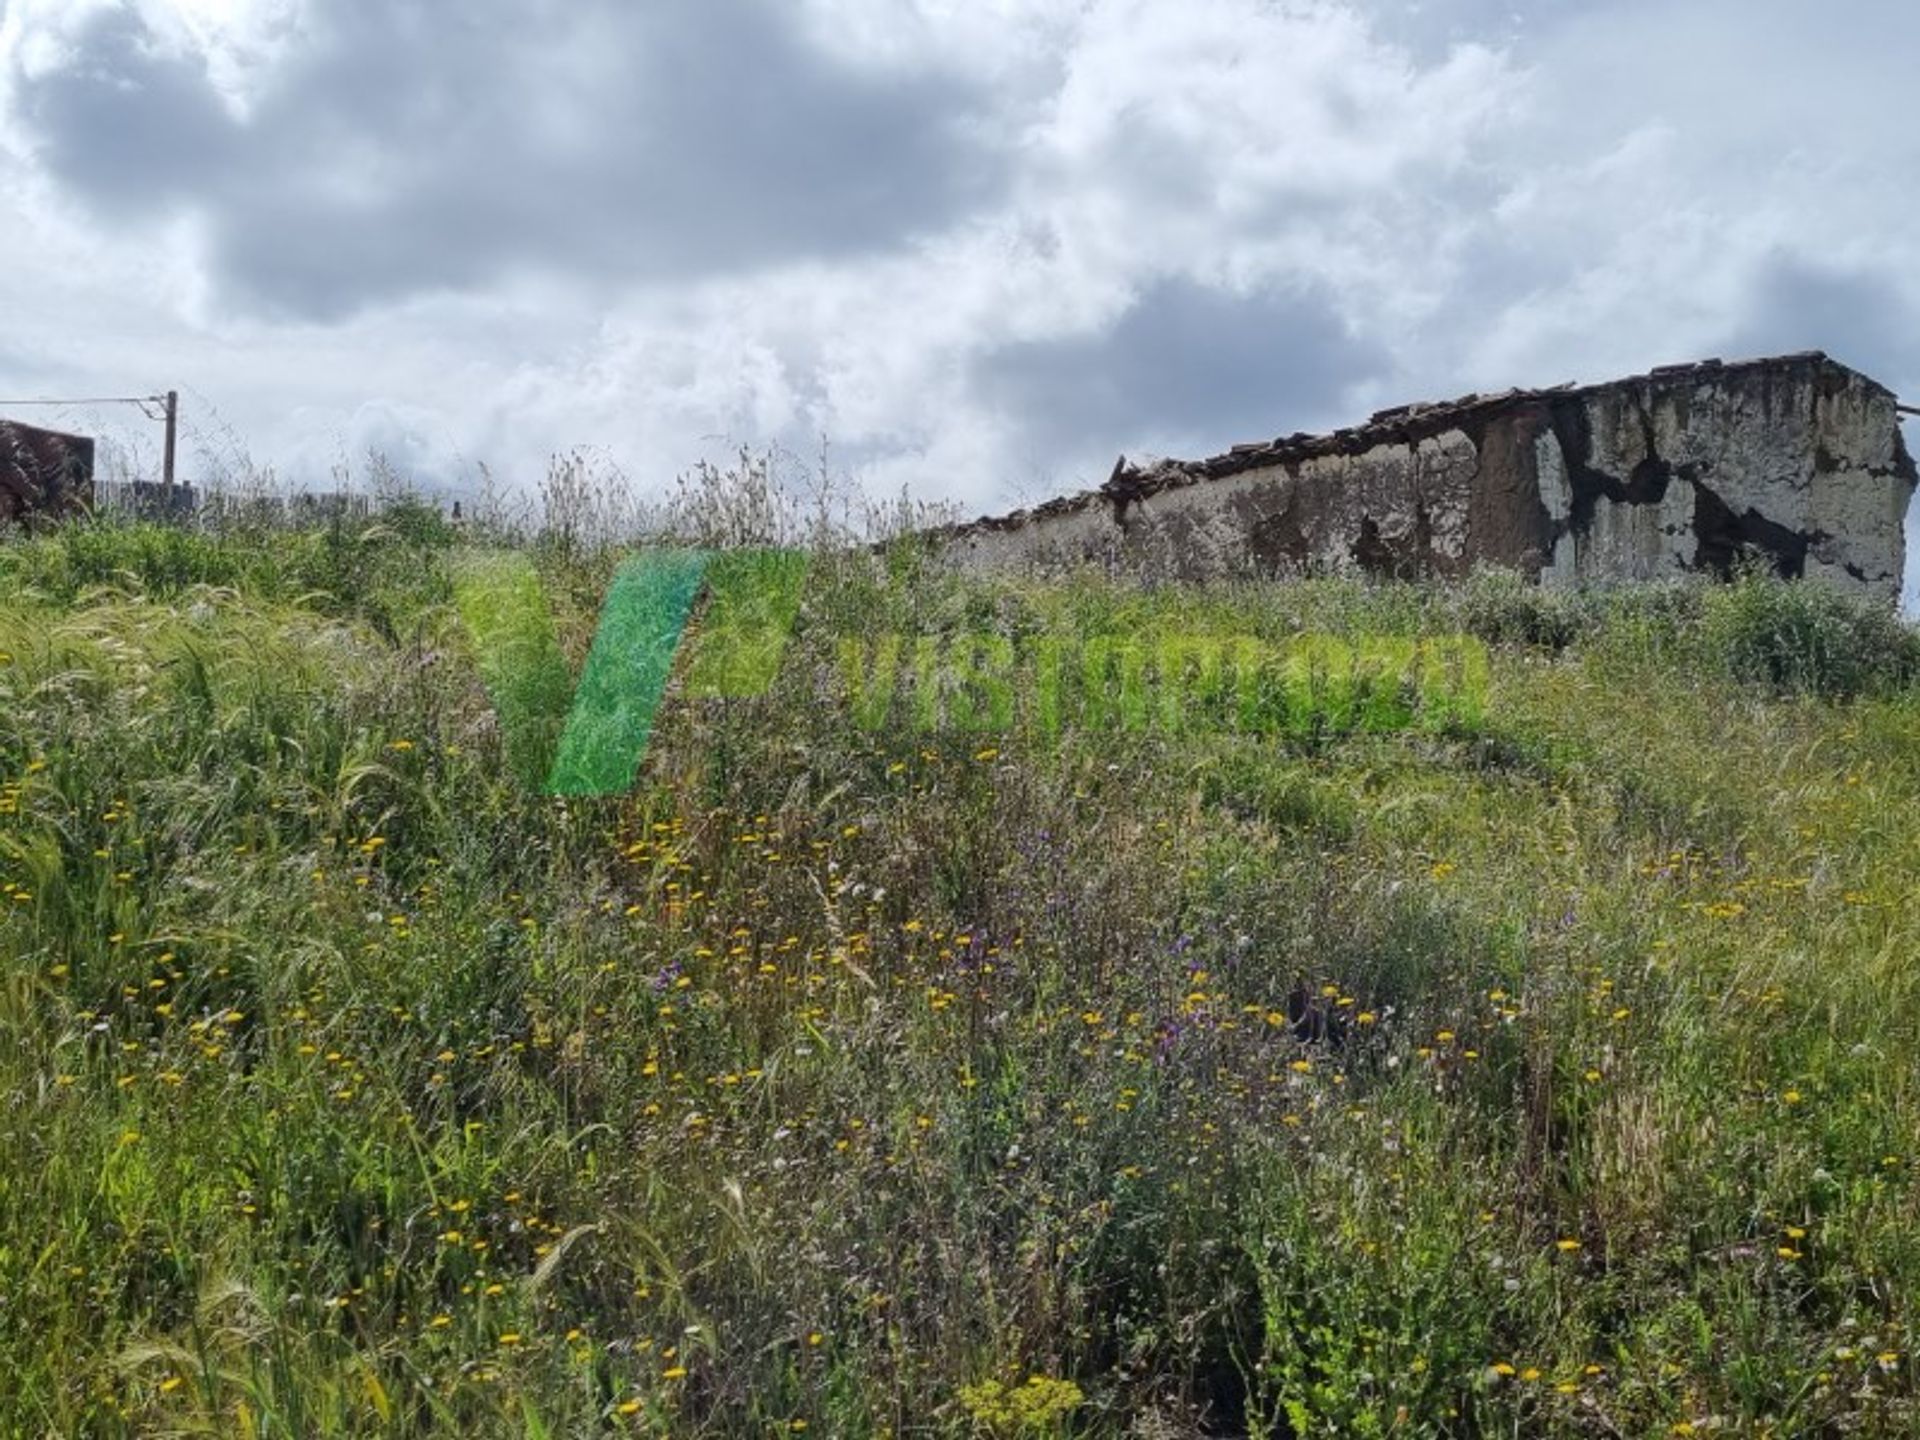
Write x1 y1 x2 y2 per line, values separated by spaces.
929 350 1891 543
0 418 96 448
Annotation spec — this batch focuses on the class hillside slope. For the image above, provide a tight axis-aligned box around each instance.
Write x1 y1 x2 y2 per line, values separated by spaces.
2 519 1918 1436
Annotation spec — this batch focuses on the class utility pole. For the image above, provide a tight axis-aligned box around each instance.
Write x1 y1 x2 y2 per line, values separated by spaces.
162 390 178 495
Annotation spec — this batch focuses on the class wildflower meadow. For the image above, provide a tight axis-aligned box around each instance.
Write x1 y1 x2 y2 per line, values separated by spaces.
2 498 1919 1436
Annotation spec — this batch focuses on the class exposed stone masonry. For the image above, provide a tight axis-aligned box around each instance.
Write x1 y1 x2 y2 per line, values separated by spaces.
936 353 1917 603
0 420 94 524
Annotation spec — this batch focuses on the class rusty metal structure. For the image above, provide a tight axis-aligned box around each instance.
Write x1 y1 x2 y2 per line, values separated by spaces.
0 419 95 523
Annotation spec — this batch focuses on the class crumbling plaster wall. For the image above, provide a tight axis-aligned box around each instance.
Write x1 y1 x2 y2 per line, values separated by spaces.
938 354 1917 604
0 421 95 523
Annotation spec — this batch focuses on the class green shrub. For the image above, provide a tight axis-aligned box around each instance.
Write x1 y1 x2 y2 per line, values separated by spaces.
1451 569 1590 650
1700 572 1920 697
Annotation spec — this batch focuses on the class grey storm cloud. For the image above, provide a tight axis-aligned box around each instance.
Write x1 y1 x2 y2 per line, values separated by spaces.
974 277 1390 464
13 0 1000 319
1719 257 1920 400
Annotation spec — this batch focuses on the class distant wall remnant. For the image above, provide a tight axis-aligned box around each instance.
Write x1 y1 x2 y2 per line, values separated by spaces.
936 353 1918 604
92 484 410 527
0 420 94 523
95 480 198 519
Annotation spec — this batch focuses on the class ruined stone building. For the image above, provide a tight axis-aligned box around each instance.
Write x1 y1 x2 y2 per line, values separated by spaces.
936 352 1917 604
0 419 94 523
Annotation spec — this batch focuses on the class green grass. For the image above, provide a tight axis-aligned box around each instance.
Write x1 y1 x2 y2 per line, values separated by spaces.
1 514 1918 1435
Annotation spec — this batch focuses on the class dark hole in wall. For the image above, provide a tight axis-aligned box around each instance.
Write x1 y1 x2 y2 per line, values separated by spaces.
1624 455 1672 504
1350 516 1394 577
1348 514 1430 581
1692 484 1809 580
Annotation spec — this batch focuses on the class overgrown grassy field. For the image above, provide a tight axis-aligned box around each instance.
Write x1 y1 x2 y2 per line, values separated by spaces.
3 512 1919 1436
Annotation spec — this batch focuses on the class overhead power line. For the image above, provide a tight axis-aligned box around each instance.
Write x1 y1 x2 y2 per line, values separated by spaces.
0 396 163 407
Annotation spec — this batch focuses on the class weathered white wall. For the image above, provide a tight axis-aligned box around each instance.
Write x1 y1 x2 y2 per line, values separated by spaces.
937 354 1917 605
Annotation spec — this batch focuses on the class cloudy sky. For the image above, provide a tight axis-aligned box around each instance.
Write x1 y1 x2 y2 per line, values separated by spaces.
1 0 1916 595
